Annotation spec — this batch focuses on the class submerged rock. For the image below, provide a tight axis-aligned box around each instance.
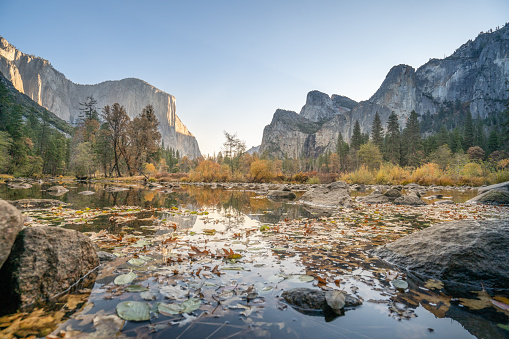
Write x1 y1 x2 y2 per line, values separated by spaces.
46 185 69 193
0 226 99 311
467 189 509 205
104 186 130 192
7 182 32 189
0 201 23 268
358 192 392 204
282 288 362 311
372 219 509 290
299 181 351 207
267 190 297 199
9 199 66 209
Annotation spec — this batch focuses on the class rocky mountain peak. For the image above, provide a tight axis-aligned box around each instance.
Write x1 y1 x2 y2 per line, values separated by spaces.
300 90 358 123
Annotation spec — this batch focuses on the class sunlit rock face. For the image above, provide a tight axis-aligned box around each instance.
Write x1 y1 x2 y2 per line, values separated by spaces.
260 25 509 158
0 36 201 158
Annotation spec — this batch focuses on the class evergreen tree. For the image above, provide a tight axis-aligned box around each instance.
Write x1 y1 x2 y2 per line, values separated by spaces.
436 125 449 147
402 110 421 166
487 129 499 154
463 110 474 150
474 120 486 149
385 112 401 165
336 132 349 172
371 112 384 148
350 120 362 150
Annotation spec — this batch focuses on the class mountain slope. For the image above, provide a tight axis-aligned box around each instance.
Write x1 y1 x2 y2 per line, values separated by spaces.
0 70 73 135
0 36 201 157
260 24 509 158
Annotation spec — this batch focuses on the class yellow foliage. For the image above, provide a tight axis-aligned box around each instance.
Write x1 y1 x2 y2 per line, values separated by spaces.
340 165 375 184
188 160 231 182
250 160 272 182
375 163 411 185
143 163 156 175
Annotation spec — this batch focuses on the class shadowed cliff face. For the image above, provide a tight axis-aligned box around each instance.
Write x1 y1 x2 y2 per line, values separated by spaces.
260 25 509 159
0 37 201 158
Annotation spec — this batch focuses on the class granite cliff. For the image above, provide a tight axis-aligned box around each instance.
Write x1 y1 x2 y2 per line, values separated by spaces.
260 25 509 158
0 36 201 158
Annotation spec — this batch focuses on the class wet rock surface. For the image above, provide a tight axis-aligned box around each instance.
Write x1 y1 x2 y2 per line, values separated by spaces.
0 226 99 312
372 219 509 290
299 181 351 207
0 200 23 268
282 288 362 311
467 189 509 205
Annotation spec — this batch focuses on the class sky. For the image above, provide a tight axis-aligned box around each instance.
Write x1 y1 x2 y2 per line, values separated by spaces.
1 0 508 156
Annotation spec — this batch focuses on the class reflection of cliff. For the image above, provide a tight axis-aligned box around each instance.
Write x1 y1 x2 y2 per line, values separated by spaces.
159 212 197 230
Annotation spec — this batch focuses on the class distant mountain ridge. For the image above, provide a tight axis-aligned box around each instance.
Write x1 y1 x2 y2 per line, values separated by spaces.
0 36 201 157
260 24 509 158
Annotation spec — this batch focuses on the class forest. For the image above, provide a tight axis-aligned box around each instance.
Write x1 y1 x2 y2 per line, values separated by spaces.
1 79 508 186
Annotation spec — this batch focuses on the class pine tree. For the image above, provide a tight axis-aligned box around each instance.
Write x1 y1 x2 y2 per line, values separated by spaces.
487 129 499 154
402 110 421 166
385 112 401 165
336 132 349 172
371 112 384 148
463 110 474 150
437 126 449 147
350 120 362 150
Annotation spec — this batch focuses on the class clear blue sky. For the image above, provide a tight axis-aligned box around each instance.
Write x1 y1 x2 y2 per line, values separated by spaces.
1 0 508 156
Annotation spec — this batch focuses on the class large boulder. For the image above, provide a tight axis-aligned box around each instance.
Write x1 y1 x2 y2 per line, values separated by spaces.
0 226 99 311
358 192 392 204
372 219 509 290
478 181 509 194
467 189 509 205
299 181 351 207
0 200 24 268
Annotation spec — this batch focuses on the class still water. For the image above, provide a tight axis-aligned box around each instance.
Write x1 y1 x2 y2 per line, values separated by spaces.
0 181 507 339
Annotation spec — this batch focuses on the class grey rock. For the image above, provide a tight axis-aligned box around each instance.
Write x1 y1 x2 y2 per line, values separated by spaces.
0 226 99 310
7 182 32 189
384 188 402 198
393 194 427 206
372 219 509 289
9 199 65 209
97 251 117 262
477 181 509 194
267 190 296 199
434 200 455 205
46 185 69 193
359 192 392 204
300 181 351 207
0 36 200 157
0 201 23 269
467 189 509 205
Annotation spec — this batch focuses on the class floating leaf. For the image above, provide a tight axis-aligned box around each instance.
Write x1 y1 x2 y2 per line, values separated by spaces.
141 291 156 301
128 258 146 266
325 291 346 311
126 285 149 292
392 279 408 290
180 298 201 313
160 285 187 300
492 299 509 312
114 271 137 285
158 298 201 315
158 303 180 316
116 301 150 321
132 239 151 248
221 266 244 271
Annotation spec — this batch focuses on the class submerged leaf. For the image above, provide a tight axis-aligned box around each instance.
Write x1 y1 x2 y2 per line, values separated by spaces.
160 285 187 300
158 298 201 315
158 303 180 316
116 301 150 321
114 271 137 285
126 285 149 292
141 291 156 301
392 279 408 290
